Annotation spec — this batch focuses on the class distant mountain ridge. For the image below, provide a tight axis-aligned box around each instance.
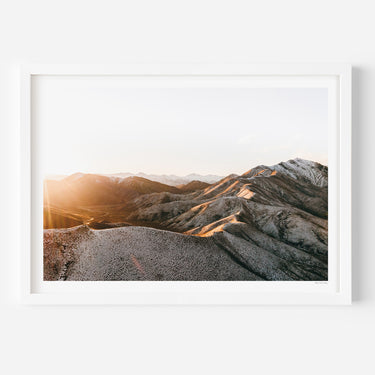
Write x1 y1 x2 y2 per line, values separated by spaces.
46 172 224 186
105 172 224 186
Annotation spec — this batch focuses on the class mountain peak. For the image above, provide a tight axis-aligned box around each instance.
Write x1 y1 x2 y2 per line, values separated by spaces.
271 158 327 187
240 158 327 187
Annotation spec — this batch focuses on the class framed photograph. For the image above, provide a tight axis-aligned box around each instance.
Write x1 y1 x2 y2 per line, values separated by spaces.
21 64 351 305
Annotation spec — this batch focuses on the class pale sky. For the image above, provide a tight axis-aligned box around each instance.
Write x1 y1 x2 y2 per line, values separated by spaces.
34 76 328 176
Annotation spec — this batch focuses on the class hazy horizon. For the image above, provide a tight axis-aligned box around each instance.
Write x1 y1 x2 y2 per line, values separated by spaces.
45 155 328 181
34 76 328 176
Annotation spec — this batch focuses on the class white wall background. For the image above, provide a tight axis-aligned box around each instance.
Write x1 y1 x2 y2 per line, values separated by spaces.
0 1 373 374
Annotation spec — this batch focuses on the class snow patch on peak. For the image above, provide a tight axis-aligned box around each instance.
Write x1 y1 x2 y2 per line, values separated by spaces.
240 158 327 187
271 158 328 187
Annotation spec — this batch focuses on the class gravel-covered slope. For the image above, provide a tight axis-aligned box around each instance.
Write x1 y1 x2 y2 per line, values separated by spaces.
44 225 262 281
44 224 327 281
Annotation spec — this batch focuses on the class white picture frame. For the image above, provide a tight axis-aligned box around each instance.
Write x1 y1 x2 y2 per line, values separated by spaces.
20 63 351 305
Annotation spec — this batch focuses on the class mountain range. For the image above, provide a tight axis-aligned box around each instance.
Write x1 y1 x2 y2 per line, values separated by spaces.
43 158 328 281
46 172 224 186
108 172 223 186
